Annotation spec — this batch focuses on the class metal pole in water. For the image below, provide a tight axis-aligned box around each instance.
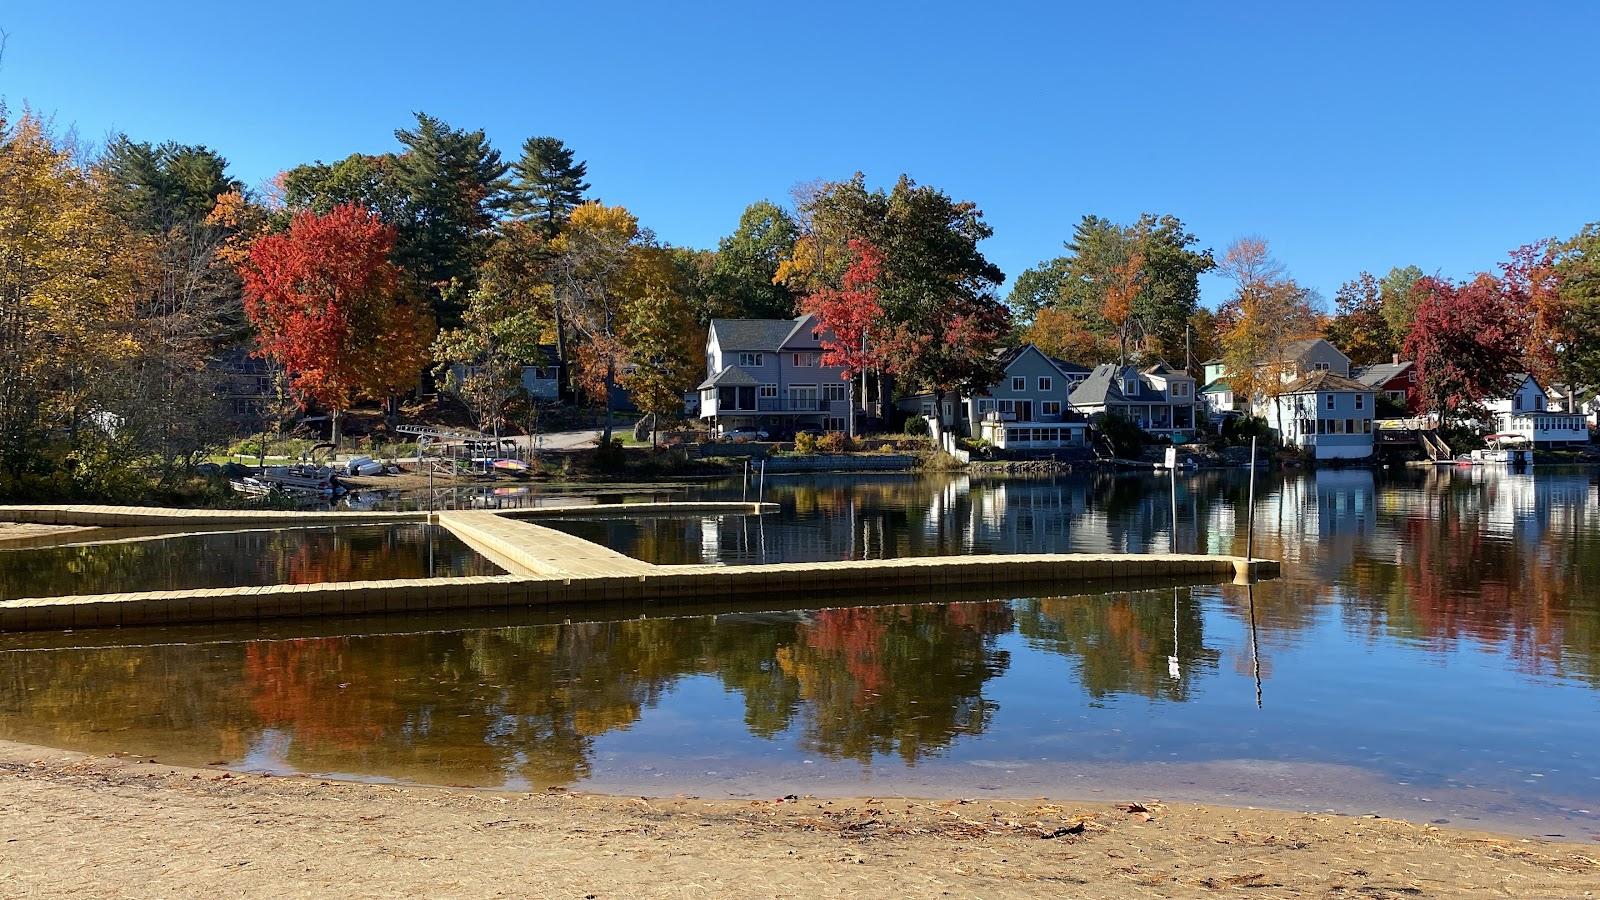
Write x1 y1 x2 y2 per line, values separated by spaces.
1170 464 1179 554
742 459 749 502
759 458 767 505
1245 436 1258 570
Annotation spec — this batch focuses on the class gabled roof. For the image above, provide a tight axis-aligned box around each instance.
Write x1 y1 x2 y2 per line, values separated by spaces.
1046 355 1092 377
1350 361 1412 388
1200 378 1232 394
997 344 1092 381
709 317 803 351
1279 371 1373 394
696 366 761 390
1069 363 1172 406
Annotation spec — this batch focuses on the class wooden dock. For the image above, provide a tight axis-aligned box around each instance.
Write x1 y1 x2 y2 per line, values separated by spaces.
0 502 1279 631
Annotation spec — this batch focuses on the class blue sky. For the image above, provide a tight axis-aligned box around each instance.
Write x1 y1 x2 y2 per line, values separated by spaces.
3 2 1597 307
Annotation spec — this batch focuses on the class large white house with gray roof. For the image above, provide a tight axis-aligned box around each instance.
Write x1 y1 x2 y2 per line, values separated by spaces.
698 314 855 436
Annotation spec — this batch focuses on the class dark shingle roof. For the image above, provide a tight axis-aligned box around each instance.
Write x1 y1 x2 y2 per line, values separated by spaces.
696 366 761 390
710 318 802 351
1350 362 1411 388
1070 363 1171 405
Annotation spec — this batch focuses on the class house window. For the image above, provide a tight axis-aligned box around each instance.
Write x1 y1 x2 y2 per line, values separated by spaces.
1038 376 1052 392
998 399 1016 416
1314 362 1331 372
1124 377 1138 395
1355 393 1364 410
1325 394 1336 411
1012 376 1026 391
1513 395 1522 412
1346 418 1355 434
759 384 778 399
792 353 816 367
822 383 847 401
738 352 763 368
1363 419 1372 433
1536 395 1545 411
1041 401 1061 417
1172 382 1189 398
977 399 995 413
823 416 846 432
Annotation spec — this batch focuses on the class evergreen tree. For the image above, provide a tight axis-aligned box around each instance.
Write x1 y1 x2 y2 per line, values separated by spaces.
391 112 510 324
508 136 590 237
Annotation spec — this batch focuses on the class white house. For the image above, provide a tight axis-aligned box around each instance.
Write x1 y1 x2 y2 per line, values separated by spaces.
1484 374 1588 448
698 314 855 436
1262 371 1377 460
1199 359 1239 416
1068 362 1199 437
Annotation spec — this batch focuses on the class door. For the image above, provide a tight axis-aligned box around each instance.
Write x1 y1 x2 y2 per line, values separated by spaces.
1015 400 1034 422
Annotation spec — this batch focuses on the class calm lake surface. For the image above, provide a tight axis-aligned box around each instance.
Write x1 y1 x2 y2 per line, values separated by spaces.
0 524 499 599
1 469 1597 837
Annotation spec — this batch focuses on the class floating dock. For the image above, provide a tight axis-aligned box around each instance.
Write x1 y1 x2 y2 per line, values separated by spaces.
0 503 1278 632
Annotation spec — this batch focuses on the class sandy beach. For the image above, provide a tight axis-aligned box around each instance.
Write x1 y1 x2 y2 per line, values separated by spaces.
0 741 1594 898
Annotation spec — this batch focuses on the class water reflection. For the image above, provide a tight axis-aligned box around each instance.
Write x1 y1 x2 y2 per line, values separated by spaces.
0 467 1598 832
0 524 499 599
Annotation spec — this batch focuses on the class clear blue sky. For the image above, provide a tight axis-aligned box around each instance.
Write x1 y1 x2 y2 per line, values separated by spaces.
3 2 1597 307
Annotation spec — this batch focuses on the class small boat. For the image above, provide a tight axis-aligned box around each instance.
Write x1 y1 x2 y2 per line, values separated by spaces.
491 458 531 473
1468 434 1532 465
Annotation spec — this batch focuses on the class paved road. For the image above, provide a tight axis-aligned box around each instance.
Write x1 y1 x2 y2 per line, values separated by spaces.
526 429 603 452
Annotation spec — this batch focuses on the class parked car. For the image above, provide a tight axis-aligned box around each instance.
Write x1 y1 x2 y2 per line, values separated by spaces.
721 428 770 442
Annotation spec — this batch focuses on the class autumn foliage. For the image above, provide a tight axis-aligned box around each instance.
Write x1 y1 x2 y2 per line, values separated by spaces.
802 238 886 378
241 204 434 440
1402 274 1529 419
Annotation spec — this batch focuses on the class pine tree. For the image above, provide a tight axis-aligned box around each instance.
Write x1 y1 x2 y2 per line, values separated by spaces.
508 136 590 237
391 113 509 324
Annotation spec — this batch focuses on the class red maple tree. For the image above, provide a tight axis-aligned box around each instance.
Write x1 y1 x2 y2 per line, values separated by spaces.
800 238 888 436
241 204 434 443
1402 273 1530 421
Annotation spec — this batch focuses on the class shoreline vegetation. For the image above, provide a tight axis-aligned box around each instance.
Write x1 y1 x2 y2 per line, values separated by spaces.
0 740 1593 898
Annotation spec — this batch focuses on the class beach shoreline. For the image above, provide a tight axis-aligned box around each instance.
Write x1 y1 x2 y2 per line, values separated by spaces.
1 739 1594 898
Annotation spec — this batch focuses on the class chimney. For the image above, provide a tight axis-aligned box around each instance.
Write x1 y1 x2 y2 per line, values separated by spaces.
1392 353 1401 365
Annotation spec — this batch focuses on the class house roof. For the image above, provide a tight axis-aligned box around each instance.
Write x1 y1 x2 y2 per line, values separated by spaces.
709 317 804 351
1279 371 1373 394
1199 378 1232 394
1350 361 1411 388
1046 355 1092 376
1069 363 1171 406
696 366 761 390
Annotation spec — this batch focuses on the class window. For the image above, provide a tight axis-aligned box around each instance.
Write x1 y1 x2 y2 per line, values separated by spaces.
1536 395 1545 411
1012 376 1026 391
738 352 763 368
1363 419 1372 434
1355 393 1364 410
823 416 847 432
998 399 1016 415
758 384 778 399
977 399 995 413
1038 376 1052 392
1325 394 1336 411
1346 418 1355 434
1514 395 1522 412
1314 362 1331 372
1041 401 1061 417
822 383 847 401
1124 377 1138 395
792 352 815 367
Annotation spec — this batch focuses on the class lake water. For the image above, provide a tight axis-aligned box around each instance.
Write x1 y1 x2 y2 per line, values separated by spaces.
1 468 1597 838
0 524 500 599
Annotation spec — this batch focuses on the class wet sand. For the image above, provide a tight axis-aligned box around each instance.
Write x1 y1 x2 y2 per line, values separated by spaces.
0 741 1594 898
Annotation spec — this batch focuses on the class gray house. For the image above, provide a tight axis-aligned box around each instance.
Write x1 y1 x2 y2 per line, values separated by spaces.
1262 371 1376 459
895 344 1091 447
1069 362 1199 436
698 314 855 436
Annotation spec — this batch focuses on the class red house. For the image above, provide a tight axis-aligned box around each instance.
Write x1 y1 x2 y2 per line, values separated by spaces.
1351 356 1418 413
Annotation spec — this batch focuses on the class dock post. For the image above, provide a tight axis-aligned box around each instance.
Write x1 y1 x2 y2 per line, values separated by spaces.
1244 436 1258 577
742 459 749 502
758 459 767 505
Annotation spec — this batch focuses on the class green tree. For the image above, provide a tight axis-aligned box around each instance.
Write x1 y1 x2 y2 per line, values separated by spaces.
710 200 798 319
1546 224 1600 389
1011 214 1214 367
280 153 408 223
1378 265 1426 339
391 113 510 324
507 136 590 237
1325 271 1399 365
100 137 240 232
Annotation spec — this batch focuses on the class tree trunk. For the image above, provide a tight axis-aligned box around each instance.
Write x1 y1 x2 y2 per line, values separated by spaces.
846 378 857 440
553 304 572 405
385 395 400 430
330 409 342 450
601 364 616 444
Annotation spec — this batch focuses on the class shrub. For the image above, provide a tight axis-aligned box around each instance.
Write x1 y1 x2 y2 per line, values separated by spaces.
593 437 626 471
794 432 818 455
903 415 930 437
816 431 847 453
1096 412 1147 458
